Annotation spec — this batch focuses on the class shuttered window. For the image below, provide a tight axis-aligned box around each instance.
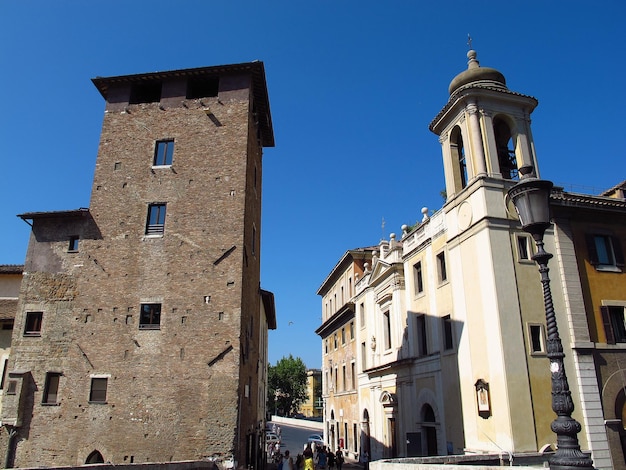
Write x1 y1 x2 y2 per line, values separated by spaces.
586 234 624 270
600 306 626 344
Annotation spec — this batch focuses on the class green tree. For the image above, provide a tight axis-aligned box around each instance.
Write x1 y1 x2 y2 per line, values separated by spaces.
267 355 308 417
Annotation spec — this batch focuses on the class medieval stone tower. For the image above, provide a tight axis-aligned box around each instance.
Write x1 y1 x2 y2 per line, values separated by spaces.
2 61 275 467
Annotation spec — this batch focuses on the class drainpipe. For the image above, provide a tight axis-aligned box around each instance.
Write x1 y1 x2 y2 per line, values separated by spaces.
3 425 18 468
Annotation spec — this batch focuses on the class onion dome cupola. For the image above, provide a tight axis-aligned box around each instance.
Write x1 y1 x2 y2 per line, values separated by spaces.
430 49 540 201
448 49 507 95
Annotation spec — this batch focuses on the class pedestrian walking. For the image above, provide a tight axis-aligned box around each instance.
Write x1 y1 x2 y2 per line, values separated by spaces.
327 449 336 470
282 450 294 470
316 447 327 470
335 448 344 470
303 448 315 470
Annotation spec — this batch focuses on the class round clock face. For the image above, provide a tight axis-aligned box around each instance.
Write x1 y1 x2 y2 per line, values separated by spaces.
458 201 473 231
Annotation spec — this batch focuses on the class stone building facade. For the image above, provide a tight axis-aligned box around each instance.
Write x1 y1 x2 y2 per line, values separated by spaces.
1 62 275 468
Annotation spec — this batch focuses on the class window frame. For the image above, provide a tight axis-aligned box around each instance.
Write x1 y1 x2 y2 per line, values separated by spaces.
42 372 62 405
351 361 356 390
587 234 624 272
361 341 367 371
146 203 167 235
436 252 448 284
24 312 43 337
442 315 454 351
68 235 79 252
413 261 424 295
139 303 162 330
528 323 546 355
516 234 533 262
89 377 108 404
153 139 175 167
383 310 392 351
601 305 626 344
416 314 428 357
359 303 365 329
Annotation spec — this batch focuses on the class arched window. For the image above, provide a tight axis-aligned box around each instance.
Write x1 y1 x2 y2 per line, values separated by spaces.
361 409 371 460
493 118 518 180
85 450 104 464
450 126 467 189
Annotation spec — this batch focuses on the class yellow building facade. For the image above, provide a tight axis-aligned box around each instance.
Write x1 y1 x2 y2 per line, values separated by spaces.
317 248 375 458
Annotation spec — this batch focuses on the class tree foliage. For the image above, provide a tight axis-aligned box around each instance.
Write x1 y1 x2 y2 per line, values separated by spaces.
267 355 308 417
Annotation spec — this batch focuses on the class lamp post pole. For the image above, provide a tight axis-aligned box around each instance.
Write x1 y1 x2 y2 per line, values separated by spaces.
508 166 594 470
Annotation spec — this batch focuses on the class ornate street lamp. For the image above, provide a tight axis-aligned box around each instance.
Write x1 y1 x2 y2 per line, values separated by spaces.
507 165 594 470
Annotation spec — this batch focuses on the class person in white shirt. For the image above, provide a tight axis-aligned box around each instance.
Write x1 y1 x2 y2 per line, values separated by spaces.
282 450 294 470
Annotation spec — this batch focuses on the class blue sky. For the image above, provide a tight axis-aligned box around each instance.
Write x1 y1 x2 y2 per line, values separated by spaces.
1 1 624 369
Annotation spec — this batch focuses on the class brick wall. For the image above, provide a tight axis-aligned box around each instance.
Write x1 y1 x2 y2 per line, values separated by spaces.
4 66 270 468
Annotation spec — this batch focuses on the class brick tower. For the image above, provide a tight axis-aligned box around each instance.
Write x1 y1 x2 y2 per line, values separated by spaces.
2 62 275 468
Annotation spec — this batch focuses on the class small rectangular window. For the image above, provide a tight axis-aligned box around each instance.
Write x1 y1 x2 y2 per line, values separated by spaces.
89 377 108 403
186 77 219 99
443 315 454 350
42 372 61 404
146 204 166 235
24 312 43 336
437 252 447 283
361 342 367 371
602 306 626 344
529 324 546 354
68 236 79 252
359 303 365 327
587 234 624 271
153 140 174 166
517 235 530 260
416 314 428 356
341 327 346 345
383 311 392 350
351 362 356 390
139 303 161 330
129 81 161 104
349 321 354 340
414 261 424 294
334 333 338 349
6 380 17 395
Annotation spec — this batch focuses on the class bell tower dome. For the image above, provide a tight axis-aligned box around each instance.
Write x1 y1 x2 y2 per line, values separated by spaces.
430 49 539 201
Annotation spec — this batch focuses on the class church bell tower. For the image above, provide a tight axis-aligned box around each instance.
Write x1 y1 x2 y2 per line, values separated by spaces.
430 48 540 202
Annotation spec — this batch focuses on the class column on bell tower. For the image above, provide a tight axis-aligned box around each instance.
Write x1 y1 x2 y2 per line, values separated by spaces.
466 99 487 177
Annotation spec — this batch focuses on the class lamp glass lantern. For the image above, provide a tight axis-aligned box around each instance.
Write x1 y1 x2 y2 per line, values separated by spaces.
507 178 553 237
